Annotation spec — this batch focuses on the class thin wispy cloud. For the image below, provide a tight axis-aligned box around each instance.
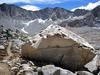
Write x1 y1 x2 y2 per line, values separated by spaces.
21 5 40 11
72 1 100 11
30 0 83 4
0 0 82 4
31 0 61 4
0 0 30 4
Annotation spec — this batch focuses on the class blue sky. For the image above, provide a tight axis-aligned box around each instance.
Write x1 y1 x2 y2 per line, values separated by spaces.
0 0 100 11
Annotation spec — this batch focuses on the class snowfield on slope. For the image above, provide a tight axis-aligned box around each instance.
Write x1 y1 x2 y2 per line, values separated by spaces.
21 19 53 35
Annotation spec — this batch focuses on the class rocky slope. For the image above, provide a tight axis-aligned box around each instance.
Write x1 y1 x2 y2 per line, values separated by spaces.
0 3 72 34
0 3 100 38
0 25 98 75
0 16 100 75
0 3 100 31
59 12 95 27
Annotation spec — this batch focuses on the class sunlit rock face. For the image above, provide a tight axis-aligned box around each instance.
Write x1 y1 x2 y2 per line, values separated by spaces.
41 65 75 75
21 25 95 72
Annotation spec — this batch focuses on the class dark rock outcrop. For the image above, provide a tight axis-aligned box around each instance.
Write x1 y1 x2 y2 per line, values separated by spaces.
92 5 100 18
68 14 95 27
74 9 89 16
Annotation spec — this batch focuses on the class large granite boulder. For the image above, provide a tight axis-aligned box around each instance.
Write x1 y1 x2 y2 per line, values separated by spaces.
21 25 95 71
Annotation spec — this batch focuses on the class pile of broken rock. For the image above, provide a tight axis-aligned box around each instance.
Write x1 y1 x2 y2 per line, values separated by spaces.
0 58 95 75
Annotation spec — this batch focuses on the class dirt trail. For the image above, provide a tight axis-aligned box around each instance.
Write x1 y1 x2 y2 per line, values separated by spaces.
0 42 13 75
6 42 13 57
3 41 14 60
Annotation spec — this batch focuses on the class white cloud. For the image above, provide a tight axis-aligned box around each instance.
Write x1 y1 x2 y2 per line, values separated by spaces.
72 1 100 11
21 5 40 11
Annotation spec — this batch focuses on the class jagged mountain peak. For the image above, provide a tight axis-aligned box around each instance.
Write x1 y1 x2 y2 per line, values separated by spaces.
40 7 72 14
0 3 15 6
0 3 11 7
41 7 70 11
38 7 73 20
0 3 73 20
0 3 35 20
0 3 24 11
54 7 72 12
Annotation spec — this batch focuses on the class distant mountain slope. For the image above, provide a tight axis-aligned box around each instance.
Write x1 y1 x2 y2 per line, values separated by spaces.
22 19 54 35
60 12 95 27
0 3 100 34
0 3 73 20
0 3 73 31
0 3 35 20
36 7 73 20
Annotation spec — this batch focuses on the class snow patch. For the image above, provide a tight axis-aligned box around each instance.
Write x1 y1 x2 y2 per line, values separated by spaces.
38 19 46 23
71 16 85 21
23 20 36 26
92 27 100 30
21 28 28 34
22 19 46 34
0 45 5 49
